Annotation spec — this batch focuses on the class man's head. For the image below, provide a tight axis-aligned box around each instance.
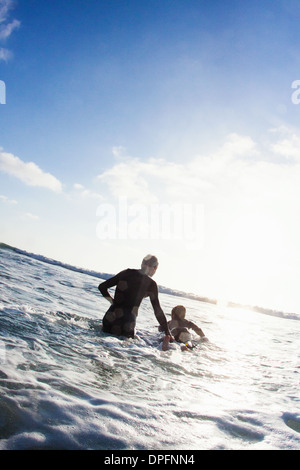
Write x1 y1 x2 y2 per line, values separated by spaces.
141 254 159 277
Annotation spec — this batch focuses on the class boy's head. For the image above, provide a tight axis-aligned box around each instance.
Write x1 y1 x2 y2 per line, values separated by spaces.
171 305 186 320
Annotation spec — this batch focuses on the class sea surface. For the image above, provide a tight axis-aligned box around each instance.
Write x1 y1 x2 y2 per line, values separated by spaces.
0 243 299 450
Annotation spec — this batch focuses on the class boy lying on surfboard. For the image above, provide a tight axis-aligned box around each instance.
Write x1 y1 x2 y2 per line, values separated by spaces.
160 305 208 351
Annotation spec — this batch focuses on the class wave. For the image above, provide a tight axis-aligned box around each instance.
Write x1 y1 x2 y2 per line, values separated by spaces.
0 242 217 303
226 301 300 321
0 242 112 280
1 242 299 321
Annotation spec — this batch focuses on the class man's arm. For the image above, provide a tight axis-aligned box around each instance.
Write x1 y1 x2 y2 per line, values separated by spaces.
149 283 172 336
98 272 120 304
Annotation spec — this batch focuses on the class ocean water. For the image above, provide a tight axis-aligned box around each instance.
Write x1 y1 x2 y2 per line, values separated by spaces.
0 244 299 451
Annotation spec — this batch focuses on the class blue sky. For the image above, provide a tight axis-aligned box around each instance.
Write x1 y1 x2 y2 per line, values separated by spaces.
1 0 300 313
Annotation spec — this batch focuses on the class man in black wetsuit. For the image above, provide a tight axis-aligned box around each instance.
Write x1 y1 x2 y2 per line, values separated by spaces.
98 254 173 339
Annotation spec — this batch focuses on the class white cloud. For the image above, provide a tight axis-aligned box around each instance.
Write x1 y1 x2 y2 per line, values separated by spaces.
0 194 17 204
21 212 39 221
96 131 300 228
0 18 20 40
97 134 259 205
0 0 19 61
0 0 12 22
0 0 18 25
0 150 63 192
73 183 84 190
73 183 104 200
0 46 10 60
97 157 159 204
112 146 127 159
98 131 300 208
270 127 300 161
215 132 257 159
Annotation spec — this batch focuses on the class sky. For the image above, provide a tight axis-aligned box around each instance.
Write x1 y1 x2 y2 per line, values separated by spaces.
1 0 300 314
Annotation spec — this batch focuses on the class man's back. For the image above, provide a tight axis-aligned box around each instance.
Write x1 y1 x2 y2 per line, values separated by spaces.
111 268 156 311
98 255 171 338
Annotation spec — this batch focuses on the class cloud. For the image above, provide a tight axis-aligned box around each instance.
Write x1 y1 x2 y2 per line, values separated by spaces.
0 0 12 22
269 126 300 161
96 131 300 224
0 46 10 60
97 134 259 205
73 183 84 190
0 0 18 24
112 146 128 159
0 194 17 204
0 150 63 192
97 156 159 204
214 132 257 159
0 0 20 61
21 212 39 221
0 17 20 40
73 183 104 200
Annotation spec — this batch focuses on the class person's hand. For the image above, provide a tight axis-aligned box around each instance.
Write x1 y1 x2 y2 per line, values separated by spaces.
162 335 171 351
104 295 114 305
165 328 175 342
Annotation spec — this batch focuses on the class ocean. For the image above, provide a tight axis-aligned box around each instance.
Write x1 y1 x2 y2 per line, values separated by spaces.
0 243 299 451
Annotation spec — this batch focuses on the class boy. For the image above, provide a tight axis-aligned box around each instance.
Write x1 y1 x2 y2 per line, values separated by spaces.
161 305 207 351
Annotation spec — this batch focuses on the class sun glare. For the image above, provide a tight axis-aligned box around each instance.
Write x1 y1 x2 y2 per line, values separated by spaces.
217 210 284 307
